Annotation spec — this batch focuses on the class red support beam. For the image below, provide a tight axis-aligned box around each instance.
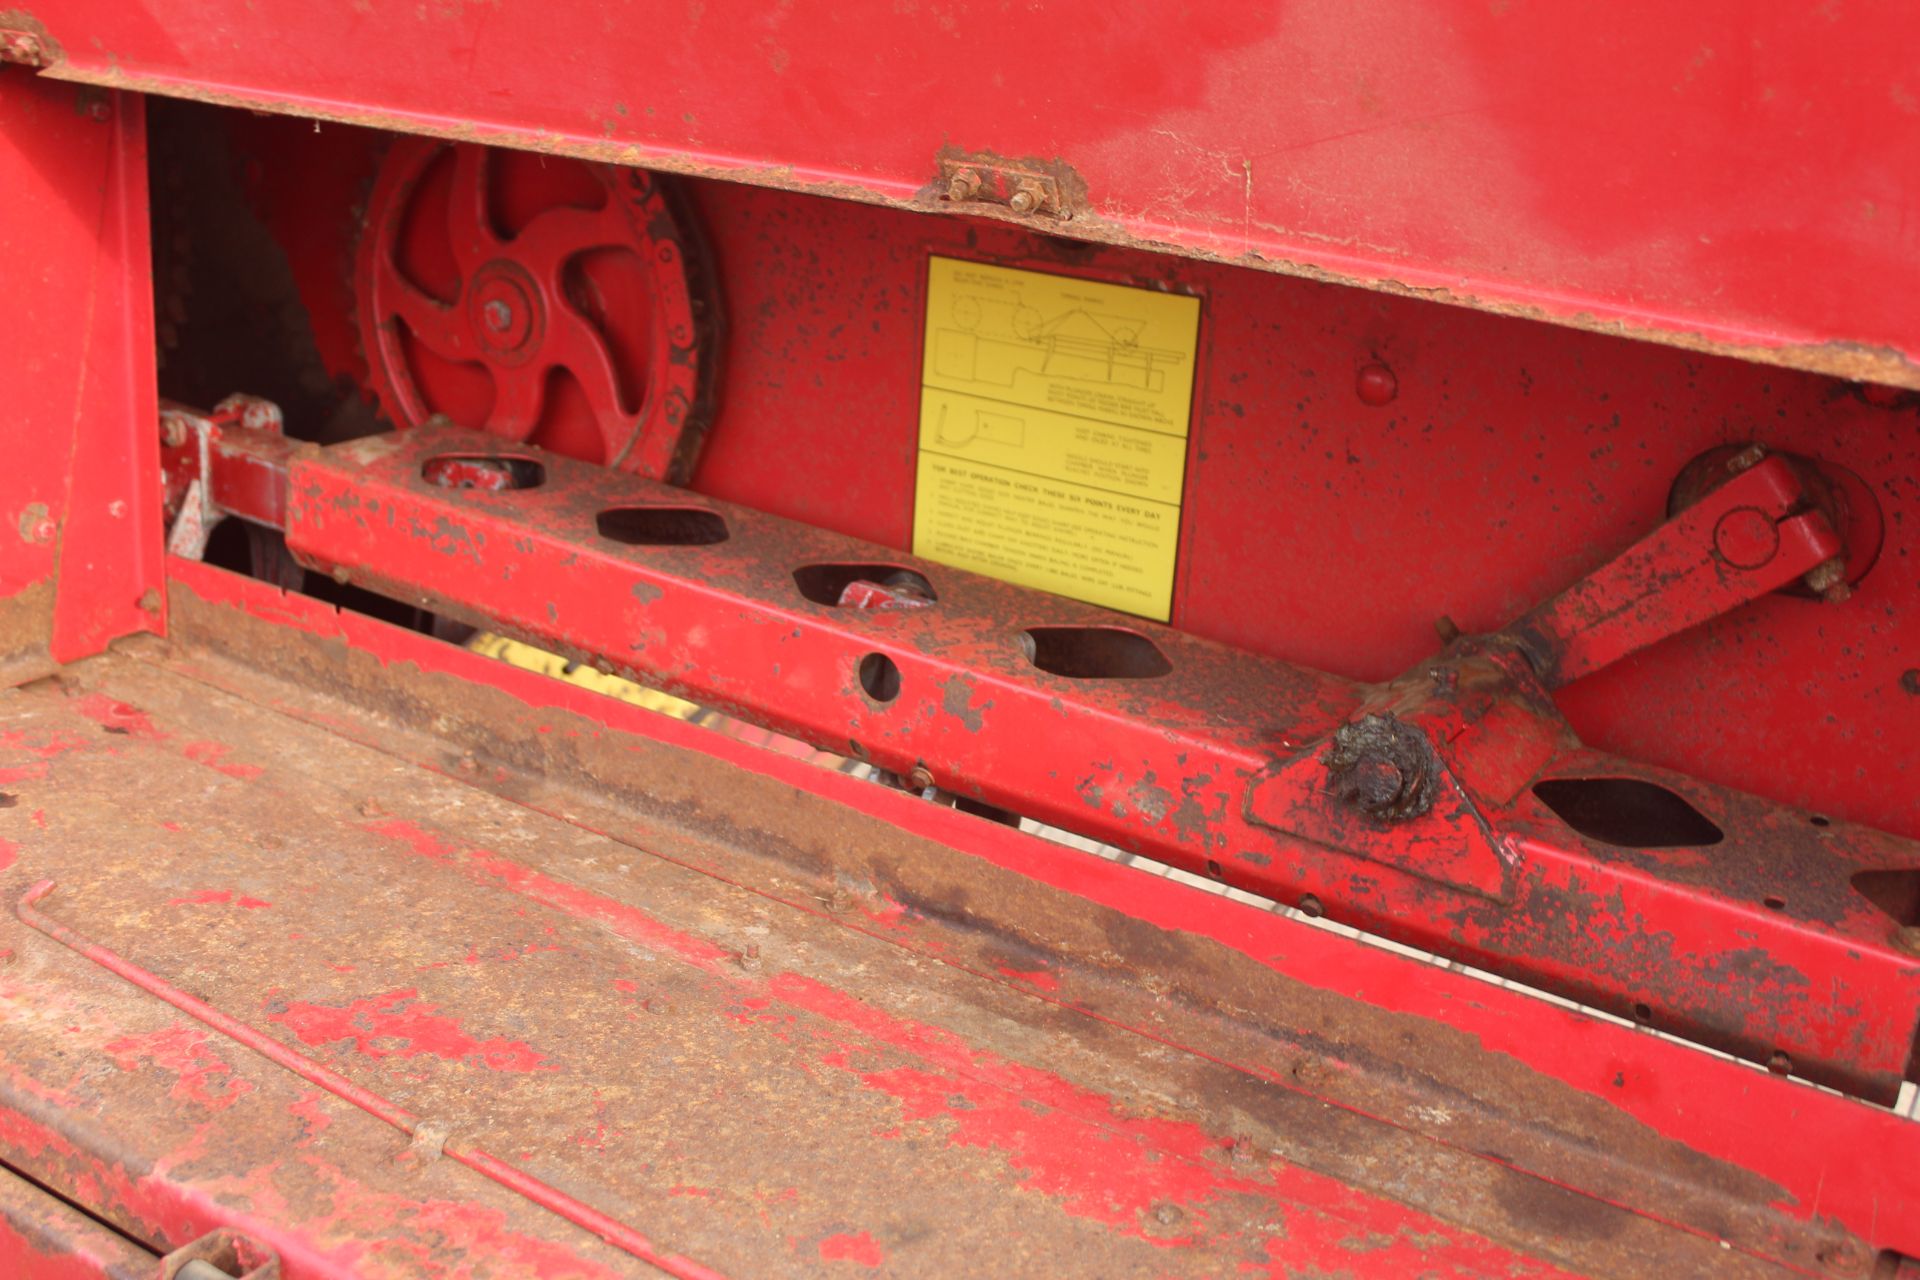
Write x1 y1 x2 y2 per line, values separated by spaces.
199 423 1920 1101
0 75 164 675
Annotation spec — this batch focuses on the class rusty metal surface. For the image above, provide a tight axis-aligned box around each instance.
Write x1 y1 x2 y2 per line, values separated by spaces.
157 566 1920 1270
0 1161 156 1279
0 593 1900 1275
0 571 1912 1280
208 421 1920 1101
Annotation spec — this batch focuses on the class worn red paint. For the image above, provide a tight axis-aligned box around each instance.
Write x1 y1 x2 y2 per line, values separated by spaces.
0 1155 160 1277
0 838 16 873
183 741 265 780
209 789 1571 1264
168 889 272 909
993 965 1061 992
268 988 557 1074
0 730 96 760
287 1089 333 1147
205 793 1579 1266
13 881 724 1280
767 974 1592 1277
362 818 733 971
163 558 1920 1262
103 1024 253 1112
817 1231 883 1268
72 694 165 740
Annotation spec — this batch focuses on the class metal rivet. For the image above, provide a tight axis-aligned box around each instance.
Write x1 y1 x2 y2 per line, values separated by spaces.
1355 361 1397 406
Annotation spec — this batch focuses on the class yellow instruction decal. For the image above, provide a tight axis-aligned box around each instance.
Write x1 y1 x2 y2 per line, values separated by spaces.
913 257 1199 620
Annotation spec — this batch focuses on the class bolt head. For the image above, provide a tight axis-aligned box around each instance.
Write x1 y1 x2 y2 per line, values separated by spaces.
946 168 982 202
483 299 514 332
906 766 935 791
1007 187 1039 215
1322 713 1438 822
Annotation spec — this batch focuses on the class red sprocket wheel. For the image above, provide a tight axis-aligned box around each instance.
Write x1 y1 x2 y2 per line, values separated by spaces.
354 138 719 479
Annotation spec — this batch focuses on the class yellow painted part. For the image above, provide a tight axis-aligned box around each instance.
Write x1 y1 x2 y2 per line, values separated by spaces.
467 633 700 720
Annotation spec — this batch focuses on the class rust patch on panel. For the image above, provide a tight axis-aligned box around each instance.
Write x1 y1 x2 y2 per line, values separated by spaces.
0 582 57 688
0 10 59 66
139 576 1865 1277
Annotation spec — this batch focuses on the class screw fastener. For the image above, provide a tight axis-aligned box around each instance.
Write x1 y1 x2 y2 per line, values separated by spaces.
1007 181 1045 215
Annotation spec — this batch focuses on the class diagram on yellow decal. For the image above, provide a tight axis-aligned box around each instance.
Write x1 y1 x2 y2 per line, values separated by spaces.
913 257 1202 621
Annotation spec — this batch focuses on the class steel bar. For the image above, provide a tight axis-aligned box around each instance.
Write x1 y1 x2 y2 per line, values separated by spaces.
165 423 1920 1100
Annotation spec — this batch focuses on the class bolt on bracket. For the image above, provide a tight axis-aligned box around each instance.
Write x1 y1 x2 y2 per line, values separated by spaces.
939 158 1067 220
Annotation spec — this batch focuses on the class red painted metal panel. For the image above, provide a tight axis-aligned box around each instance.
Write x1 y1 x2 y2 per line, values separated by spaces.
16 1 1920 386
0 71 165 669
675 187 1920 843
0 1162 154 1280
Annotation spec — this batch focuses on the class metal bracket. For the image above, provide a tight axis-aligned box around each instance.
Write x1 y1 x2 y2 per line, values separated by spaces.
940 158 1067 219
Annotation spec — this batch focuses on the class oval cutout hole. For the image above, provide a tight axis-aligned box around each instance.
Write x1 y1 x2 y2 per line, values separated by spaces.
858 653 901 703
793 563 936 606
1851 868 1920 927
596 506 729 546
421 453 546 491
1532 777 1723 848
1021 626 1171 680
